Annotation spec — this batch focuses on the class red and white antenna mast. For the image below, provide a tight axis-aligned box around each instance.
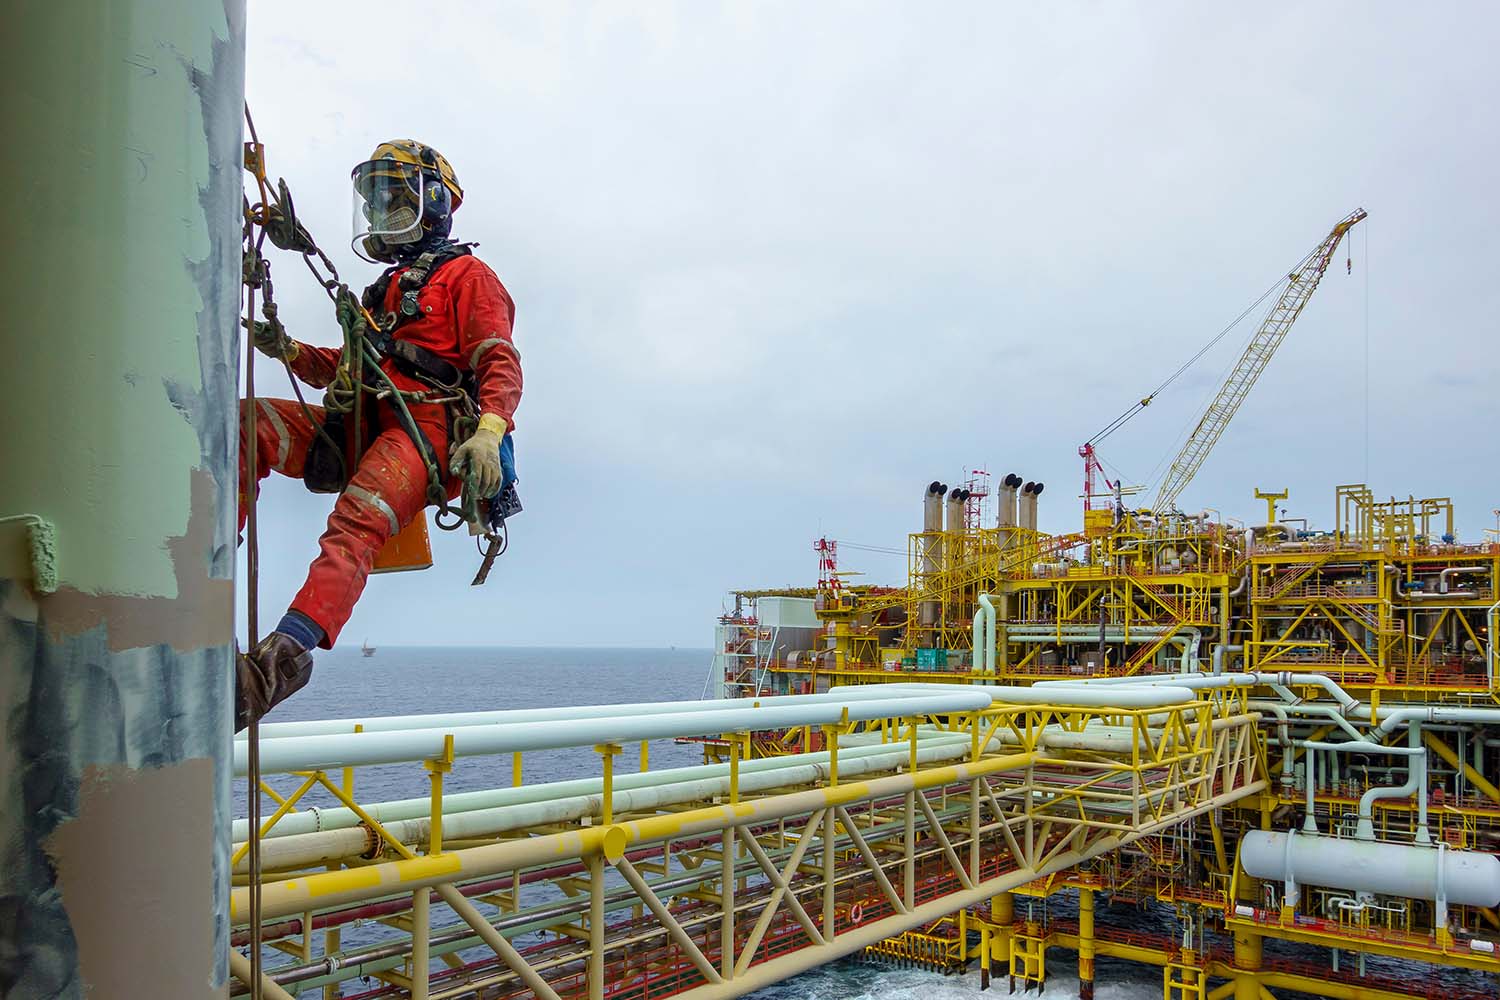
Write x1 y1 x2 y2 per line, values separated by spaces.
814 537 840 599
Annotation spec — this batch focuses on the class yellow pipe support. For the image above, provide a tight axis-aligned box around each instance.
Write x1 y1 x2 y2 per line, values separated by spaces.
343 723 362 795
595 743 621 824
232 772 319 868
1423 730 1500 804
435 883 563 1000
273 747 978 917
824 725 839 785
729 735 741 804
639 739 649 773
511 751 522 787
242 748 1273 923
409 888 429 1000
315 772 417 862
588 853 604 1000
424 734 454 855
1253 968 1428 1000
1078 887 1096 998
228 949 298 1000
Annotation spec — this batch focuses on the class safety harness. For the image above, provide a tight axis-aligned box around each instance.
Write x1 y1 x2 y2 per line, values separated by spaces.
305 241 479 498
361 241 475 390
242 150 515 582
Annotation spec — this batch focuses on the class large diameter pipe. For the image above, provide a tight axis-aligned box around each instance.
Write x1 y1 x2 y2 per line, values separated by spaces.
232 733 976 842
235 737 980 873
232 750 1038 923
1241 831 1500 907
1041 670 1359 711
970 684 1197 708
236 691 993 775
248 684 949 741
0 5 245 996
977 593 997 674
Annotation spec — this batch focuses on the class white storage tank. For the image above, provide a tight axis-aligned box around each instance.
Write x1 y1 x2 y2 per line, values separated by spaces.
1241 830 1500 907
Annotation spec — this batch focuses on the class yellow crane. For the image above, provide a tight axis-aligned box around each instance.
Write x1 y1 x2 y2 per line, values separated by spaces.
1151 208 1367 511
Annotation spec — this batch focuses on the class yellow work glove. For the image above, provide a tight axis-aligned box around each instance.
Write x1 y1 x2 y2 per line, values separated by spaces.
243 316 299 361
449 414 507 498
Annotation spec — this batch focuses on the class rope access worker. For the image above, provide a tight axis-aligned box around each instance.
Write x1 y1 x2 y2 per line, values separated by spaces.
235 140 521 731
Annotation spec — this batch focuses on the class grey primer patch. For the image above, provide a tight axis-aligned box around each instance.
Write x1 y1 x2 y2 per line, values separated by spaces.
0 585 231 998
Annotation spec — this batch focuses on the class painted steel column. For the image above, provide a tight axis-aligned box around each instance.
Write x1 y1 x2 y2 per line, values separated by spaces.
1078 887 1096 1000
1232 927 1263 1000
0 2 244 998
991 890 1014 985
588 853 604 1000
410 889 430 1000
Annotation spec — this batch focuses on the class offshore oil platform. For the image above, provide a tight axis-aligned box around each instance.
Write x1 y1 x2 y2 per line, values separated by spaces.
187 220 1494 1000
2 5 1496 1000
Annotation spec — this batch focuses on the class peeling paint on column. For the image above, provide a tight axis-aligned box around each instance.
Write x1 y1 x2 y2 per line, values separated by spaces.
0 1 245 997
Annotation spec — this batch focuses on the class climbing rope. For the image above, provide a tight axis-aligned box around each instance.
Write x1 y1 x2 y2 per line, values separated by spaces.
241 104 269 1000
234 106 504 995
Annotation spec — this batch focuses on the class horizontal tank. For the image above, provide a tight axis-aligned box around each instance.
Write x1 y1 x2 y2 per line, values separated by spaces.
1241 830 1500 907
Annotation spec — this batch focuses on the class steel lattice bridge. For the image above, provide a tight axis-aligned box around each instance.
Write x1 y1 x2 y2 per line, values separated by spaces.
228 684 1264 999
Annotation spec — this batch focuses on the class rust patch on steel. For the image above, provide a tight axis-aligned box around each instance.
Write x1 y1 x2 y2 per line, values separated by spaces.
41 469 232 652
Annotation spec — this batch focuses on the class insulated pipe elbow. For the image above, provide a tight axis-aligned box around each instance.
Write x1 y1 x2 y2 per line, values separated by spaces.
1438 566 1488 594
977 593 997 674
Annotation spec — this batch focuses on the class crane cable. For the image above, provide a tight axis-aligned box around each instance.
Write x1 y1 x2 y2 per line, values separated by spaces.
1084 270 1291 449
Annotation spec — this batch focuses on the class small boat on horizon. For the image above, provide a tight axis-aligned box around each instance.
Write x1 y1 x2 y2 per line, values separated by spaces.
361 639 376 658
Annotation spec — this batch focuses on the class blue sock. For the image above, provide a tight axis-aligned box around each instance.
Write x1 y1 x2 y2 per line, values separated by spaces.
276 610 325 651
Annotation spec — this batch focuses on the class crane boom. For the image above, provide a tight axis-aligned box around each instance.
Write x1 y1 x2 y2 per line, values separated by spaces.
1152 208 1366 511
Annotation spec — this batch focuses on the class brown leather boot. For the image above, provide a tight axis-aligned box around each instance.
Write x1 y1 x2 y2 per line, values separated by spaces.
234 633 314 732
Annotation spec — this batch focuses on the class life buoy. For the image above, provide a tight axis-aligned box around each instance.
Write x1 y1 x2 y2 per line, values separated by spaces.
849 901 865 925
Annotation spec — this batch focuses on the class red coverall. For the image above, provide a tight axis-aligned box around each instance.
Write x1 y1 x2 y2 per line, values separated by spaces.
239 255 521 648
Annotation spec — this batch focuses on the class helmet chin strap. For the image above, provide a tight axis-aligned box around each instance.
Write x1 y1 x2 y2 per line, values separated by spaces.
390 232 456 263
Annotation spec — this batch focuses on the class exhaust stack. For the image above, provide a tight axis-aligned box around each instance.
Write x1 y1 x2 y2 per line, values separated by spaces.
919 482 946 626
1020 481 1045 531
997 473 1023 528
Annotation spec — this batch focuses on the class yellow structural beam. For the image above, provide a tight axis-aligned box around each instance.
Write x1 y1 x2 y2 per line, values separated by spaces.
1422 730 1500 804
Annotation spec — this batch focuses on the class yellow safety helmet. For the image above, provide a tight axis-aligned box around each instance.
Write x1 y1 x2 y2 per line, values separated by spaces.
352 140 464 262
364 139 464 208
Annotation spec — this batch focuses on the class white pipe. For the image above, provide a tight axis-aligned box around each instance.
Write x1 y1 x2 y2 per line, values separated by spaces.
235 736 982 873
977 593 997 674
235 691 993 776
1246 700 1365 742
230 732 976 842
1361 705 1500 737
1490 597 1500 690
1038 670 1359 712
1354 723 1428 842
1438 566 1487 594
1241 830 1500 907
971 605 984 674
1003 625 1199 673
969 684 1197 708
1211 643 1244 675
1255 701 1295 785
245 685 946 742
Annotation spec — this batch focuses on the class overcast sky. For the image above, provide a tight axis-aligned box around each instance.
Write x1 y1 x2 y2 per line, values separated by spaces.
240 2 1499 649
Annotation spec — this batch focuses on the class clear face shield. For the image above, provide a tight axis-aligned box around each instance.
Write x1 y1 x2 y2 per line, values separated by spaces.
352 160 426 261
